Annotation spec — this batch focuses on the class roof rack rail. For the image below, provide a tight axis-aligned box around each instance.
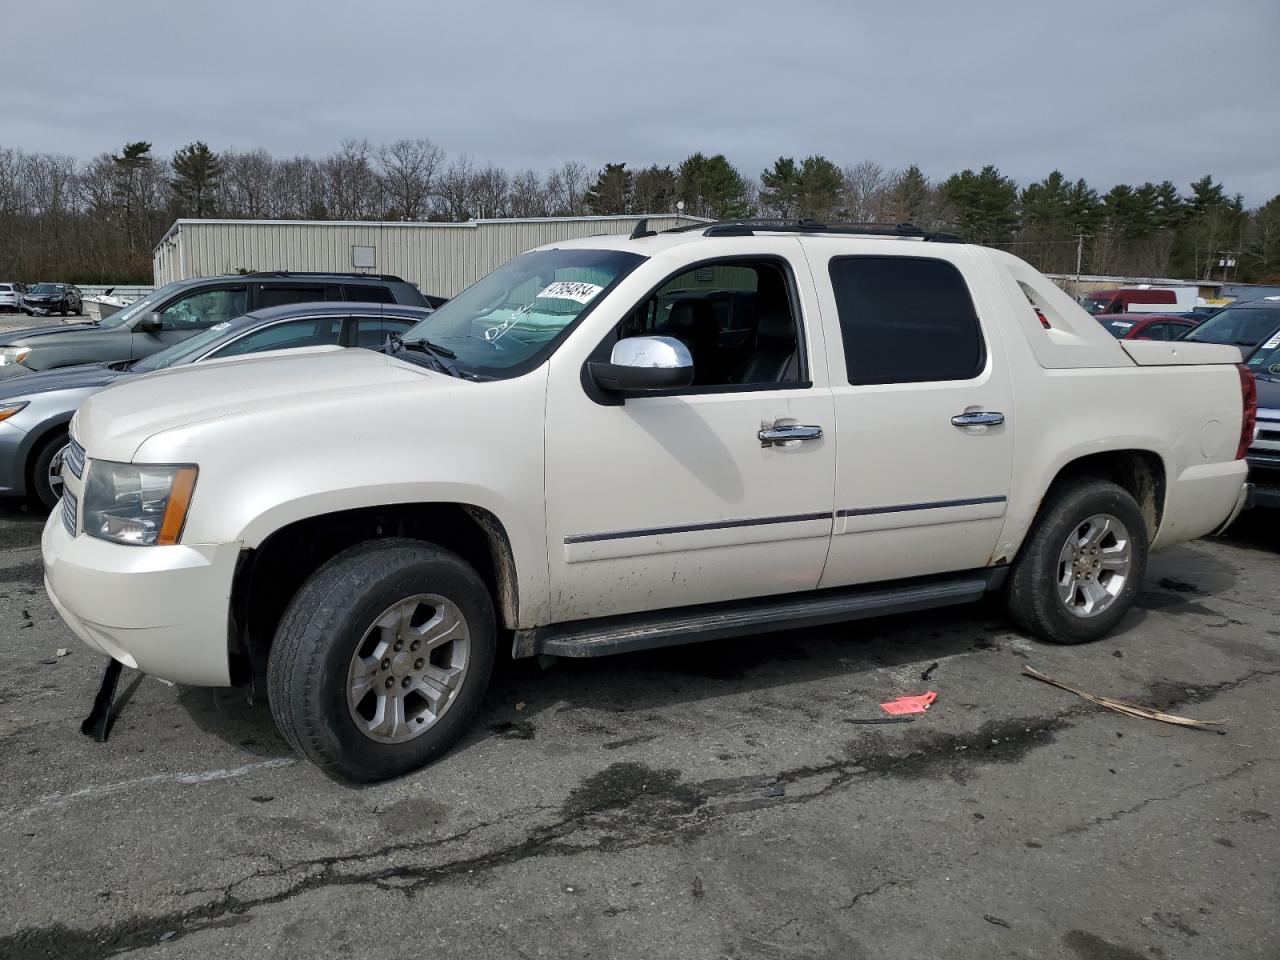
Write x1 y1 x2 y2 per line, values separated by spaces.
246 270 408 282
680 218 962 243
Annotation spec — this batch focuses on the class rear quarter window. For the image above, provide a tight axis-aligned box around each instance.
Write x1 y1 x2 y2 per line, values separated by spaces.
828 256 985 385
343 284 395 303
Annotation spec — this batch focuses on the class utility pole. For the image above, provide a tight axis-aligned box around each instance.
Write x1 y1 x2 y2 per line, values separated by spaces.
1074 231 1089 299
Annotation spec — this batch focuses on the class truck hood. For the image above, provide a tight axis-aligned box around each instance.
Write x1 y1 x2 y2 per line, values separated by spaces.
0 323 99 345
0 362 126 401
75 347 443 462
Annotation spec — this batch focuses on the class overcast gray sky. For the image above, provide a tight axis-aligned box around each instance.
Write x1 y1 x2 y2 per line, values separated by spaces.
6 0 1278 204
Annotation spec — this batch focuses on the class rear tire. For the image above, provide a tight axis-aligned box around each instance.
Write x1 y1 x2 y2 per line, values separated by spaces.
1006 479 1148 644
268 538 496 782
28 430 70 512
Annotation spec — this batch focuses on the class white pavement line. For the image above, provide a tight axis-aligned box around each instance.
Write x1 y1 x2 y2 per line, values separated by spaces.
2 758 296 821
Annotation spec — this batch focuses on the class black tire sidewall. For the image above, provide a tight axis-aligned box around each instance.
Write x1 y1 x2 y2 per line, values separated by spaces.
277 543 496 781
1013 481 1149 643
29 431 69 511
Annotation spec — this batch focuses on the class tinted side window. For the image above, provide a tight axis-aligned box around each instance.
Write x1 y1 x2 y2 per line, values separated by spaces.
343 284 394 304
829 257 984 385
211 317 343 358
158 287 248 331
258 285 326 308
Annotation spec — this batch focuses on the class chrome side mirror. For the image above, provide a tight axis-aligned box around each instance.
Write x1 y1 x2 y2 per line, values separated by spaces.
589 336 694 392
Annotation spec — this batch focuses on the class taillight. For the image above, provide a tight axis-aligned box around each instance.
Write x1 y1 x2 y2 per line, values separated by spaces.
1236 363 1257 460
1035 308 1051 329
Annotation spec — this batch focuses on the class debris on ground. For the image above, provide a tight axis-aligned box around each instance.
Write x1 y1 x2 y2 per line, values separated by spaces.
159 930 176 942
879 691 937 715
1022 667 1226 729
845 716 916 725
921 661 939 681
56 648 69 657
984 914 1012 928
515 701 526 712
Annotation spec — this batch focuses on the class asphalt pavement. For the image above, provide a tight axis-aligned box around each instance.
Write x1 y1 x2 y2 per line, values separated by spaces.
0 503 1277 960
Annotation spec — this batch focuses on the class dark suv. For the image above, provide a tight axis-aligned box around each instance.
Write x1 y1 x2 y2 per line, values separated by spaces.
21 283 83 317
0 272 433 378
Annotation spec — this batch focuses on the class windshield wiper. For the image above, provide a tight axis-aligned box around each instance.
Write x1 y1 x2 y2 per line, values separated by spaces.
384 333 461 378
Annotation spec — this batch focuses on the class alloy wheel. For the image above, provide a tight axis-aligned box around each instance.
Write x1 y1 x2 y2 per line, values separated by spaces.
1056 513 1133 618
345 594 470 743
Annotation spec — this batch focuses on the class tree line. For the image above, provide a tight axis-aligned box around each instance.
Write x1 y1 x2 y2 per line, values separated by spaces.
2 139 1277 285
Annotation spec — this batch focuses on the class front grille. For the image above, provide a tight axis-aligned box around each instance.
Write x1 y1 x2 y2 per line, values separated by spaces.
65 437 85 479
61 489 78 536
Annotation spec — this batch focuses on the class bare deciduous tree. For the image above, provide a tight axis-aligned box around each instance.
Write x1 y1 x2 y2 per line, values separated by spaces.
840 160 891 221
377 138 443 221
508 169 549 217
546 160 589 216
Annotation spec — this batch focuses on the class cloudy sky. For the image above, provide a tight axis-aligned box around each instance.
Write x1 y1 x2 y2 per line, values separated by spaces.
6 0 1278 204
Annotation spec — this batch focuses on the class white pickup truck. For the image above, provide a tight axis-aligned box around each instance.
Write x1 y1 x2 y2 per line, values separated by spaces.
42 221 1254 781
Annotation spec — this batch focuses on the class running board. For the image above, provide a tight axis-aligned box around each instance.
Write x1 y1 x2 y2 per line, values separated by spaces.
519 573 998 659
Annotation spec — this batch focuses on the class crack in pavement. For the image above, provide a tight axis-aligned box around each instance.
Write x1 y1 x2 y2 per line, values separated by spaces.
1057 757 1280 837
5 666 1275 958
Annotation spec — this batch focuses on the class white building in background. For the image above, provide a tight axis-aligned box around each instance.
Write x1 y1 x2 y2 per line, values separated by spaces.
153 215 704 298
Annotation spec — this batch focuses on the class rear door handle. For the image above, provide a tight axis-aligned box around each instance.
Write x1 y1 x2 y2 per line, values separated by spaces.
759 423 823 446
951 411 1005 427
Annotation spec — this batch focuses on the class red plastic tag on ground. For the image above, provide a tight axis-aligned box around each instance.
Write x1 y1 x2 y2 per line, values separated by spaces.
879 691 938 715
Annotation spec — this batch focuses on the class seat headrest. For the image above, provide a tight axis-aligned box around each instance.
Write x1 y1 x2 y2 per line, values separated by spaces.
757 311 795 346
669 298 715 333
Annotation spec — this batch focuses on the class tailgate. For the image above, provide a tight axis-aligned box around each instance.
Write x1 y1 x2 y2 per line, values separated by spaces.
1120 340 1243 366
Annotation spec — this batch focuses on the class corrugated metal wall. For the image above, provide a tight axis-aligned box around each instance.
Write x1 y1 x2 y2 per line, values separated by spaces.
153 216 700 297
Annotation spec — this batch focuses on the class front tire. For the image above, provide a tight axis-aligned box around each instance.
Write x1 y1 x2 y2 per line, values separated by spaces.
268 538 496 782
1006 479 1149 644
28 431 70 511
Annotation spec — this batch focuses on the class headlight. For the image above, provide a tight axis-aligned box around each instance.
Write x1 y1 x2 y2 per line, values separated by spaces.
0 347 30 366
0 401 28 422
82 461 198 546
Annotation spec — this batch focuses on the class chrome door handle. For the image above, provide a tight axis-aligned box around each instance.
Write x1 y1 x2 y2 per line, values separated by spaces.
759 423 823 446
951 411 1005 427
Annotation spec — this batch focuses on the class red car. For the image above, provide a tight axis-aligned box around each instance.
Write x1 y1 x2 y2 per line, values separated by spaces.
1096 313 1199 341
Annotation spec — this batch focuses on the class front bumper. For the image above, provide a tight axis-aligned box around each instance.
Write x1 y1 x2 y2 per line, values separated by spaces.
42 508 241 686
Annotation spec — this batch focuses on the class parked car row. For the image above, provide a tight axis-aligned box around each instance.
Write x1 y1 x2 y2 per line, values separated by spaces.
1096 313 1200 341
0 282 84 316
37 220 1254 782
0 301 432 510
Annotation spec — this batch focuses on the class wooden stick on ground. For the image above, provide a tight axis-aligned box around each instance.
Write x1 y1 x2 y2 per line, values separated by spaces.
1022 666 1227 729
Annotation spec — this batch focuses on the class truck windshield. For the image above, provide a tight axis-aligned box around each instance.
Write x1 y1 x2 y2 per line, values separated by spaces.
1182 307 1280 349
1245 336 1280 377
1080 297 1112 314
398 248 645 378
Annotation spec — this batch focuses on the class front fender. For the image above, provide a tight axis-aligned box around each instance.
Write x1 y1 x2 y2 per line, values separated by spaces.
132 369 552 626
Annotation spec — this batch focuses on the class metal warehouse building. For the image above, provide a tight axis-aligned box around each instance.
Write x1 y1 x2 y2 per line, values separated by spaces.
153 215 702 298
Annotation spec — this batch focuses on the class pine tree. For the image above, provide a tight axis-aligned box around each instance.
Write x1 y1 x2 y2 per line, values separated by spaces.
940 165 1019 245
678 153 750 219
584 163 633 216
171 142 224 218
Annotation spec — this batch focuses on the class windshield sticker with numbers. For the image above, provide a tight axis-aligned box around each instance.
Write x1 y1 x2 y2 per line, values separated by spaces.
537 281 603 304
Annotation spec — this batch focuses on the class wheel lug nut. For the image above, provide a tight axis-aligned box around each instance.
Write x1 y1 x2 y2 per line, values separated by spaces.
401 676 412 688
394 640 403 652
410 640 420 652
381 658 391 670
384 677 394 689
414 658 424 670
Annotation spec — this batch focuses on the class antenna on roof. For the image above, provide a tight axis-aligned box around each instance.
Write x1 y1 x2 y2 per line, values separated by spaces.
629 218 657 240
